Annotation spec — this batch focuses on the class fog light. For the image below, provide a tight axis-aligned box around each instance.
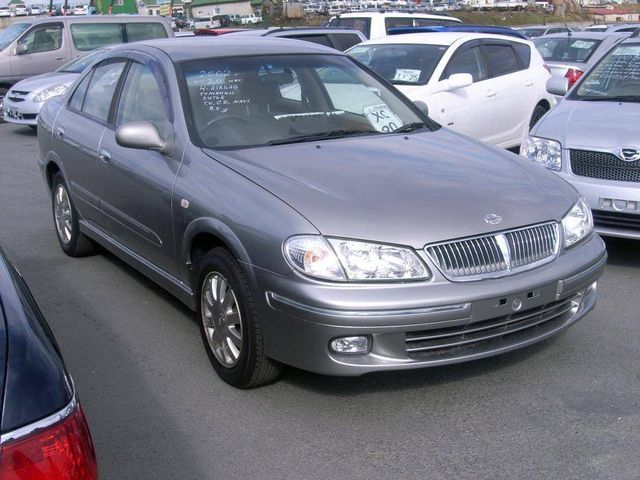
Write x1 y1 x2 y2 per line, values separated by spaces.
329 336 370 354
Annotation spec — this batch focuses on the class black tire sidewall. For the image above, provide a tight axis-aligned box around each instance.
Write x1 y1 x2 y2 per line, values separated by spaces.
196 249 258 387
530 105 547 130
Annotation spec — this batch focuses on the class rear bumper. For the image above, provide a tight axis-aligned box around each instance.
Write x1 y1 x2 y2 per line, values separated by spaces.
255 234 607 376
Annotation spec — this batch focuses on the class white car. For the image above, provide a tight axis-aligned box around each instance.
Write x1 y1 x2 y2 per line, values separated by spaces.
72 5 87 15
349 32 556 149
328 11 463 39
241 14 261 25
13 4 29 16
30 6 43 15
0 7 12 17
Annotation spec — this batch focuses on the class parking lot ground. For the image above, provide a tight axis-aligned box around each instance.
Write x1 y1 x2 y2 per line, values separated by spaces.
0 122 639 479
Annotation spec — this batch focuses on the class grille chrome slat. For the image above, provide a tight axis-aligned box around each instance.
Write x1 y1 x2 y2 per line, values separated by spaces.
426 222 559 282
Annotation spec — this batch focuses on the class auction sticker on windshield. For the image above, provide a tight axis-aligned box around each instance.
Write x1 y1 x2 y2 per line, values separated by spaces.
363 104 403 132
393 69 421 83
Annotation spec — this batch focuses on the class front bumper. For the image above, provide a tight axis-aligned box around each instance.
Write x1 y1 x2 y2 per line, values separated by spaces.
2 94 42 126
556 170 640 240
255 234 607 376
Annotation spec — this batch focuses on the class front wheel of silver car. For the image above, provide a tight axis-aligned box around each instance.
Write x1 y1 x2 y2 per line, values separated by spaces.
51 173 97 257
196 248 281 388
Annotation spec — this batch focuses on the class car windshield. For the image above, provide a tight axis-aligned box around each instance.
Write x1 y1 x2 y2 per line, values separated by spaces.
0 22 31 51
348 43 448 85
518 28 547 38
533 37 602 63
573 43 640 101
56 48 108 73
180 54 430 150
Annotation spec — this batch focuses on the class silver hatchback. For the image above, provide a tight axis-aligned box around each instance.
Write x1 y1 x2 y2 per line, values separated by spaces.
38 38 606 388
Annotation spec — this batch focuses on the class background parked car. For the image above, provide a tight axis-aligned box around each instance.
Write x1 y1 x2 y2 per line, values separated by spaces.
0 7 12 17
0 245 98 479
0 15 173 115
515 24 580 39
3 47 110 127
349 31 555 149
584 23 640 34
523 34 640 239
229 27 366 51
327 11 463 39
533 32 629 89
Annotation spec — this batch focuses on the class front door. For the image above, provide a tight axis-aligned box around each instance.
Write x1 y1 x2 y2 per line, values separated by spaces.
11 22 69 80
98 59 179 276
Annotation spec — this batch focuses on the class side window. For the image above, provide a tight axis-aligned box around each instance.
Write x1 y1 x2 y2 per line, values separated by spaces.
18 24 62 54
68 72 92 111
125 23 169 43
442 44 488 82
414 18 441 27
330 33 363 52
385 17 412 33
82 60 126 122
115 61 168 133
483 42 521 77
291 34 333 48
70 23 124 51
512 42 531 68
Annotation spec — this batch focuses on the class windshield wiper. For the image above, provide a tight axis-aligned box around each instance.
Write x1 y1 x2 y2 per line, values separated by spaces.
267 129 379 146
394 122 427 133
581 95 640 102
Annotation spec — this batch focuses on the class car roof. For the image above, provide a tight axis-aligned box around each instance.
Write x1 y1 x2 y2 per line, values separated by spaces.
231 27 365 37
535 32 629 39
128 37 343 61
358 31 529 47
337 11 460 20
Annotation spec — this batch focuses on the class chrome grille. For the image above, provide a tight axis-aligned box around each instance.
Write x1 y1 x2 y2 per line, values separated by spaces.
426 222 559 281
570 149 640 183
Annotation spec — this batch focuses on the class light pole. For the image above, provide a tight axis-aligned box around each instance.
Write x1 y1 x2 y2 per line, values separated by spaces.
182 0 192 22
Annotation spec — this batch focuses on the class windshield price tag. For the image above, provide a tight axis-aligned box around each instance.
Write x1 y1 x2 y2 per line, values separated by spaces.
363 104 403 133
393 69 421 83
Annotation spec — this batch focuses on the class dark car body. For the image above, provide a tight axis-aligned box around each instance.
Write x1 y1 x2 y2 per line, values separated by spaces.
0 246 97 477
227 27 367 51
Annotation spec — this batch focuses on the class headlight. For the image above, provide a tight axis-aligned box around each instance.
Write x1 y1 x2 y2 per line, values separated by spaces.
284 236 430 281
562 198 593 248
521 136 562 171
33 84 68 103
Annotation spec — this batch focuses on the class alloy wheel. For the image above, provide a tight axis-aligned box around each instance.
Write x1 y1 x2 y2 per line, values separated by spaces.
54 184 73 245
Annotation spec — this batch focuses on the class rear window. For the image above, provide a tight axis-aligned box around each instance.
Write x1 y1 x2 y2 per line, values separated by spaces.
70 23 124 51
518 28 546 38
125 22 168 42
330 33 363 52
333 17 371 39
349 43 448 85
290 34 333 48
533 37 602 63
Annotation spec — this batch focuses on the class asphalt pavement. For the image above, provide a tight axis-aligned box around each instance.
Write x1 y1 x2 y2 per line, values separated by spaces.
0 122 638 480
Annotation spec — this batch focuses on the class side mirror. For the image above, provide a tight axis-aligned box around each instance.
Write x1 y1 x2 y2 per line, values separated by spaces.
446 73 473 91
413 100 429 117
15 43 28 55
546 76 569 96
115 121 166 151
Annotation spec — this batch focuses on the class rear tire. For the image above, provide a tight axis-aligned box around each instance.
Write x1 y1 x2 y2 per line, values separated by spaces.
196 248 281 388
530 104 548 130
51 173 97 257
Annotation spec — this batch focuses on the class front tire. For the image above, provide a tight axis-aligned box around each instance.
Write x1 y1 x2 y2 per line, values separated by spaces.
51 173 97 257
196 248 281 388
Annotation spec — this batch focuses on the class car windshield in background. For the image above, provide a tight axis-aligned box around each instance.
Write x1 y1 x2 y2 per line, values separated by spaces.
57 48 108 73
348 44 448 85
574 43 640 101
180 54 429 150
0 22 31 51
518 28 547 38
534 37 602 63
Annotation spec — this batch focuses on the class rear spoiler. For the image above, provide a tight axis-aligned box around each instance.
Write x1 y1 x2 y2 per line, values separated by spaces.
387 25 528 40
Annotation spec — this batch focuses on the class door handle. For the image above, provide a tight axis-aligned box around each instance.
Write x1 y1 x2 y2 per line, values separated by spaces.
486 89 497 98
524 80 534 87
56 57 66 61
54 127 64 140
98 150 111 164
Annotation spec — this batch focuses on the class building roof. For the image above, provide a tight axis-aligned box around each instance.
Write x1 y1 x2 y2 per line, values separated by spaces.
189 0 252 7
590 9 637 15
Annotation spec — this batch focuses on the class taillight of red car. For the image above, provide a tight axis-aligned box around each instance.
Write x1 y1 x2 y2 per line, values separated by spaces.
0 401 97 480
565 68 584 87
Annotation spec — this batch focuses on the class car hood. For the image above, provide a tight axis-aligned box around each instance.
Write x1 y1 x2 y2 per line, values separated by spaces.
10 72 78 93
204 129 577 248
533 99 640 150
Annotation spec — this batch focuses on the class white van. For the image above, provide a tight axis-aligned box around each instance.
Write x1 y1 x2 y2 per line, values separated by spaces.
328 11 463 39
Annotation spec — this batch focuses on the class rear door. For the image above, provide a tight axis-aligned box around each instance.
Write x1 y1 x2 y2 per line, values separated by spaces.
480 39 533 147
